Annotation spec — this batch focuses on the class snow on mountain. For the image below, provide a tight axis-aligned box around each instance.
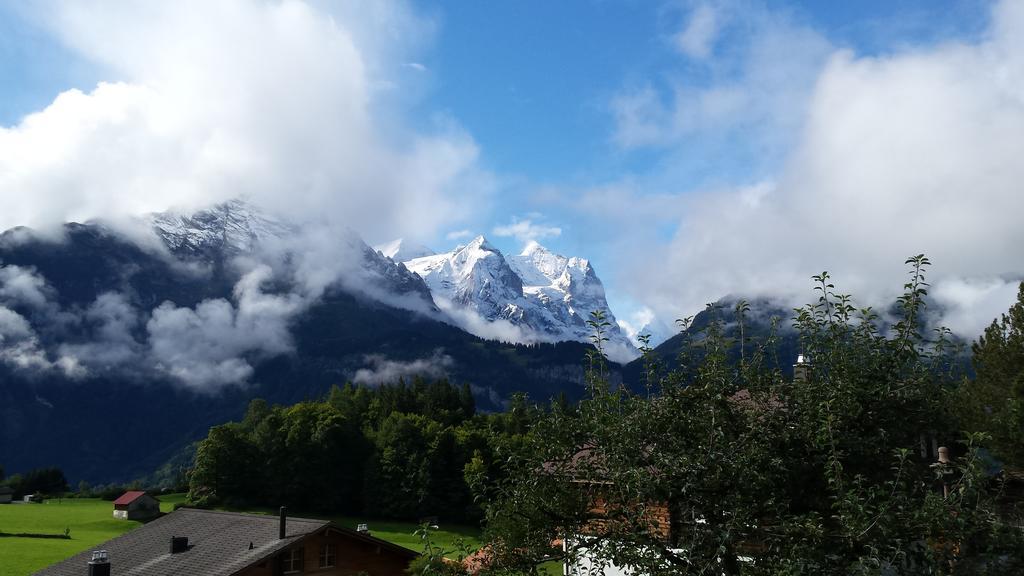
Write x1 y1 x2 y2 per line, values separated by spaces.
148 202 636 360
150 198 295 257
404 236 526 322
148 200 435 308
375 238 436 263
403 236 639 362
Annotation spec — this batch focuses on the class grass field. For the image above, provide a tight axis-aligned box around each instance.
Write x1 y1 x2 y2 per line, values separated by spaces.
0 498 156 576
0 495 488 576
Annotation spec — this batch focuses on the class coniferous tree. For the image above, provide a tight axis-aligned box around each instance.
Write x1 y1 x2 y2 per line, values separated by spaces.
961 282 1024 468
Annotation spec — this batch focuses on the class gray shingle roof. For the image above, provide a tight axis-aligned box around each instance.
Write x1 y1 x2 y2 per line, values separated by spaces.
33 508 329 576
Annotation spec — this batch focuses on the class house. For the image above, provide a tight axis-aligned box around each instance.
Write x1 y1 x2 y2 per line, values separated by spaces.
0 485 12 504
112 491 161 520
34 507 419 576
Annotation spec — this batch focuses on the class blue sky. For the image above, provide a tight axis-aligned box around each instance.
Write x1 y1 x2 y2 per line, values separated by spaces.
2 0 1022 344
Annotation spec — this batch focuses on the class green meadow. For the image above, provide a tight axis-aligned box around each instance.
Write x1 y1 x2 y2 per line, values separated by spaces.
0 497 168 576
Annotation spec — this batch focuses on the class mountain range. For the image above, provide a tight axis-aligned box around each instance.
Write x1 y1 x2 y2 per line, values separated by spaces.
381 236 637 363
0 201 628 483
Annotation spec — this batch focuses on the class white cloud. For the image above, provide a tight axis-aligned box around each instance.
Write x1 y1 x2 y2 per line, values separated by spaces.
612 3 830 153
0 306 82 376
932 278 1022 338
58 292 143 372
674 2 720 59
493 217 562 243
0 0 484 241
607 0 1024 340
432 295 541 345
446 229 474 241
352 349 454 385
0 265 54 309
146 265 302 390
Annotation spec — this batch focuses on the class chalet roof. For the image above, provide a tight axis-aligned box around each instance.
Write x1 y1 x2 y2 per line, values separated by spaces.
0 485 13 494
112 491 152 506
34 508 338 576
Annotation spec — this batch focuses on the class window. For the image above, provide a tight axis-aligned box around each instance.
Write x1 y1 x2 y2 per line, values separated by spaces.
318 543 336 568
282 547 304 574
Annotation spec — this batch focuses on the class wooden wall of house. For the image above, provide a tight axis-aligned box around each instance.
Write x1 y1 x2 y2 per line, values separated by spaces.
240 530 415 576
585 495 671 542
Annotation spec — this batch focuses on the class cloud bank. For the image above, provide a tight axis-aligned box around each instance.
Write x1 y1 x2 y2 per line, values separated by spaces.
580 0 1024 341
0 0 486 241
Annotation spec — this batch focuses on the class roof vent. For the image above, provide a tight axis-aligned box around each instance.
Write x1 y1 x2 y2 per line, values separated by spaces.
88 550 110 576
170 536 189 554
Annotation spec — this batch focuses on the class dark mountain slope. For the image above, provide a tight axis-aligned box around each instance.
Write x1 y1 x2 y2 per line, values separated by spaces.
0 223 603 483
621 297 801 387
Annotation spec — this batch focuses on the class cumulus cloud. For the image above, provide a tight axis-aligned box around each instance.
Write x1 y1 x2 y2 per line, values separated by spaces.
0 0 485 241
58 292 143 372
0 265 54 309
352 349 454 385
0 0 487 391
0 306 82 376
493 217 562 243
0 265 81 375
146 265 302 390
584 0 1024 343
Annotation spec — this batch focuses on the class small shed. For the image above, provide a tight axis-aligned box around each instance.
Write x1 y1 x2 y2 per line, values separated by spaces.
0 485 12 504
112 491 161 520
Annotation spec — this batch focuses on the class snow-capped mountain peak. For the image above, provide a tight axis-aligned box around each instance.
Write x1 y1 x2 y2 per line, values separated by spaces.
148 198 294 256
401 238 639 362
148 200 436 310
405 235 524 319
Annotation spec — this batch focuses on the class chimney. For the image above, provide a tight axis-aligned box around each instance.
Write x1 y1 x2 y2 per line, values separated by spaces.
793 354 812 383
279 506 287 539
87 550 110 576
937 446 952 498
170 536 189 554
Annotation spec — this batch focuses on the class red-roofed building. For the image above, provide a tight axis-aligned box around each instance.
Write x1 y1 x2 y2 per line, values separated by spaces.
112 491 161 520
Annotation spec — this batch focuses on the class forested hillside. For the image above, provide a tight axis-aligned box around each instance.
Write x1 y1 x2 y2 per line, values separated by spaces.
187 378 544 522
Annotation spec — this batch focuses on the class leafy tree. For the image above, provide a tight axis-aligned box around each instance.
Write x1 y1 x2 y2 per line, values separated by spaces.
188 424 256 506
189 380 503 520
480 257 1023 575
960 281 1024 467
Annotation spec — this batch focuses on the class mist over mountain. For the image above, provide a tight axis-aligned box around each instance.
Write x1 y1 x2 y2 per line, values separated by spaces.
0 201 617 483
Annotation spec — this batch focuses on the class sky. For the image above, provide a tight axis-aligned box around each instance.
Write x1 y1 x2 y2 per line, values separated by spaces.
1 0 1022 348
